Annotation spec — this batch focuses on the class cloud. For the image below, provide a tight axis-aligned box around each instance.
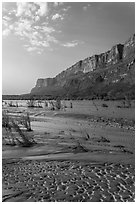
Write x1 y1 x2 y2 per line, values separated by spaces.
63 41 79 48
16 2 48 17
83 6 88 11
46 35 59 44
26 46 38 52
24 44 43 54
14 19 32 37
41 26 55 33
3 16 12 21
54 2 64 7
34 15 40 22
2 19 8 27
83 3 91 11
12 16 58 53
16 2 30 17
62 6 71 12
2 28 11 37
2 2 78 53
52 13 63 20
62 40 84 48
35 2 48 16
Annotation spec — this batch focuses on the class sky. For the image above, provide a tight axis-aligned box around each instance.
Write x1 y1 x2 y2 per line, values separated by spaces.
2 2 135 95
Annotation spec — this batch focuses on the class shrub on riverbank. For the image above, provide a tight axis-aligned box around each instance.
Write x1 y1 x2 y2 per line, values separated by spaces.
2 111 36 147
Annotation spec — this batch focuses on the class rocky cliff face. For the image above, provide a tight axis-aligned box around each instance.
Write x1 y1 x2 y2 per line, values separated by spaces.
31 34 135 99
123 34 135 58
35 78 56 88
55 43 124 84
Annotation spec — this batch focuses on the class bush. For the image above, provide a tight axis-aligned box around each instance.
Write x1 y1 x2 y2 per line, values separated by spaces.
11 120 35 147
20 112 32 131
2 112 36 147
2 111 16 145
102 103 108 108
26 99 36 107
70 102 73 108
73 141 88 153
55 99 61 110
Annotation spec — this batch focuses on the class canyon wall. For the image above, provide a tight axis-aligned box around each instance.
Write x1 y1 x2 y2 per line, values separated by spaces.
31 34 135 96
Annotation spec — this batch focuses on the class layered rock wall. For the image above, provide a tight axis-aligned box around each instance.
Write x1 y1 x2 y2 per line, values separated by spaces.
35 78 56 88
31 34 135 92
123 34 135 58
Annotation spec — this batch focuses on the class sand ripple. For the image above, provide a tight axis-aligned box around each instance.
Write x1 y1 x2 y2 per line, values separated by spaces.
2 160 135 202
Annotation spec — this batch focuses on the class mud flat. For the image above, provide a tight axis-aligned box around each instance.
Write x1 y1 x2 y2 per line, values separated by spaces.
2 101 135 202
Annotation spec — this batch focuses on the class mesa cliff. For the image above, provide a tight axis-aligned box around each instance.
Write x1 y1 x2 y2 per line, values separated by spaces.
31 34 135 99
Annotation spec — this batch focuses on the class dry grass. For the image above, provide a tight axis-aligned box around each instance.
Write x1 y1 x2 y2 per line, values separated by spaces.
2 111 36 147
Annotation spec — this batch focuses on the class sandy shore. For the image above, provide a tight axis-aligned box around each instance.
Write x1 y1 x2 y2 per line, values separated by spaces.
2 104 135 202
3 160 135 202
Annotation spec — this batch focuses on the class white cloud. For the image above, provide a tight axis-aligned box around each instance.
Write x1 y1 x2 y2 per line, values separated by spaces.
63 41 79 48
9 25 14 30
34 15 40 22
54 2 64 7
62 6 71 12
24 45 43 54
83 6 88 11
62 40 83 48
3 28 11 37
35 2 48 16
41 26 55 33
83 4 91 11
46 35 59 44
3 16 12 21
14 19 32 37
13 17 58 53
26 46 37 52
2 2 76 53
16 2 48 18
16 2 28 17
2 19 8 27
52 13 63 20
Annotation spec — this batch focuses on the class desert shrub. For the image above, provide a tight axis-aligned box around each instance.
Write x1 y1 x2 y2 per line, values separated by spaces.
2 112 36 147
2 112 16 145
2 111 10 128
55 99 61 110
44 101 48 107
117 105 122 108
15 101 18 107
11 120 36 147
81 130 90 140
8 101 16 107
27 99 36 107
92 136 110 143
124 95 132 108
49 101 55 110
20 112 32 131
73 141 88 153
37 100 43 108
117 99 132 108
102 103 108 108
48 99 62 110
70 102 73 108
